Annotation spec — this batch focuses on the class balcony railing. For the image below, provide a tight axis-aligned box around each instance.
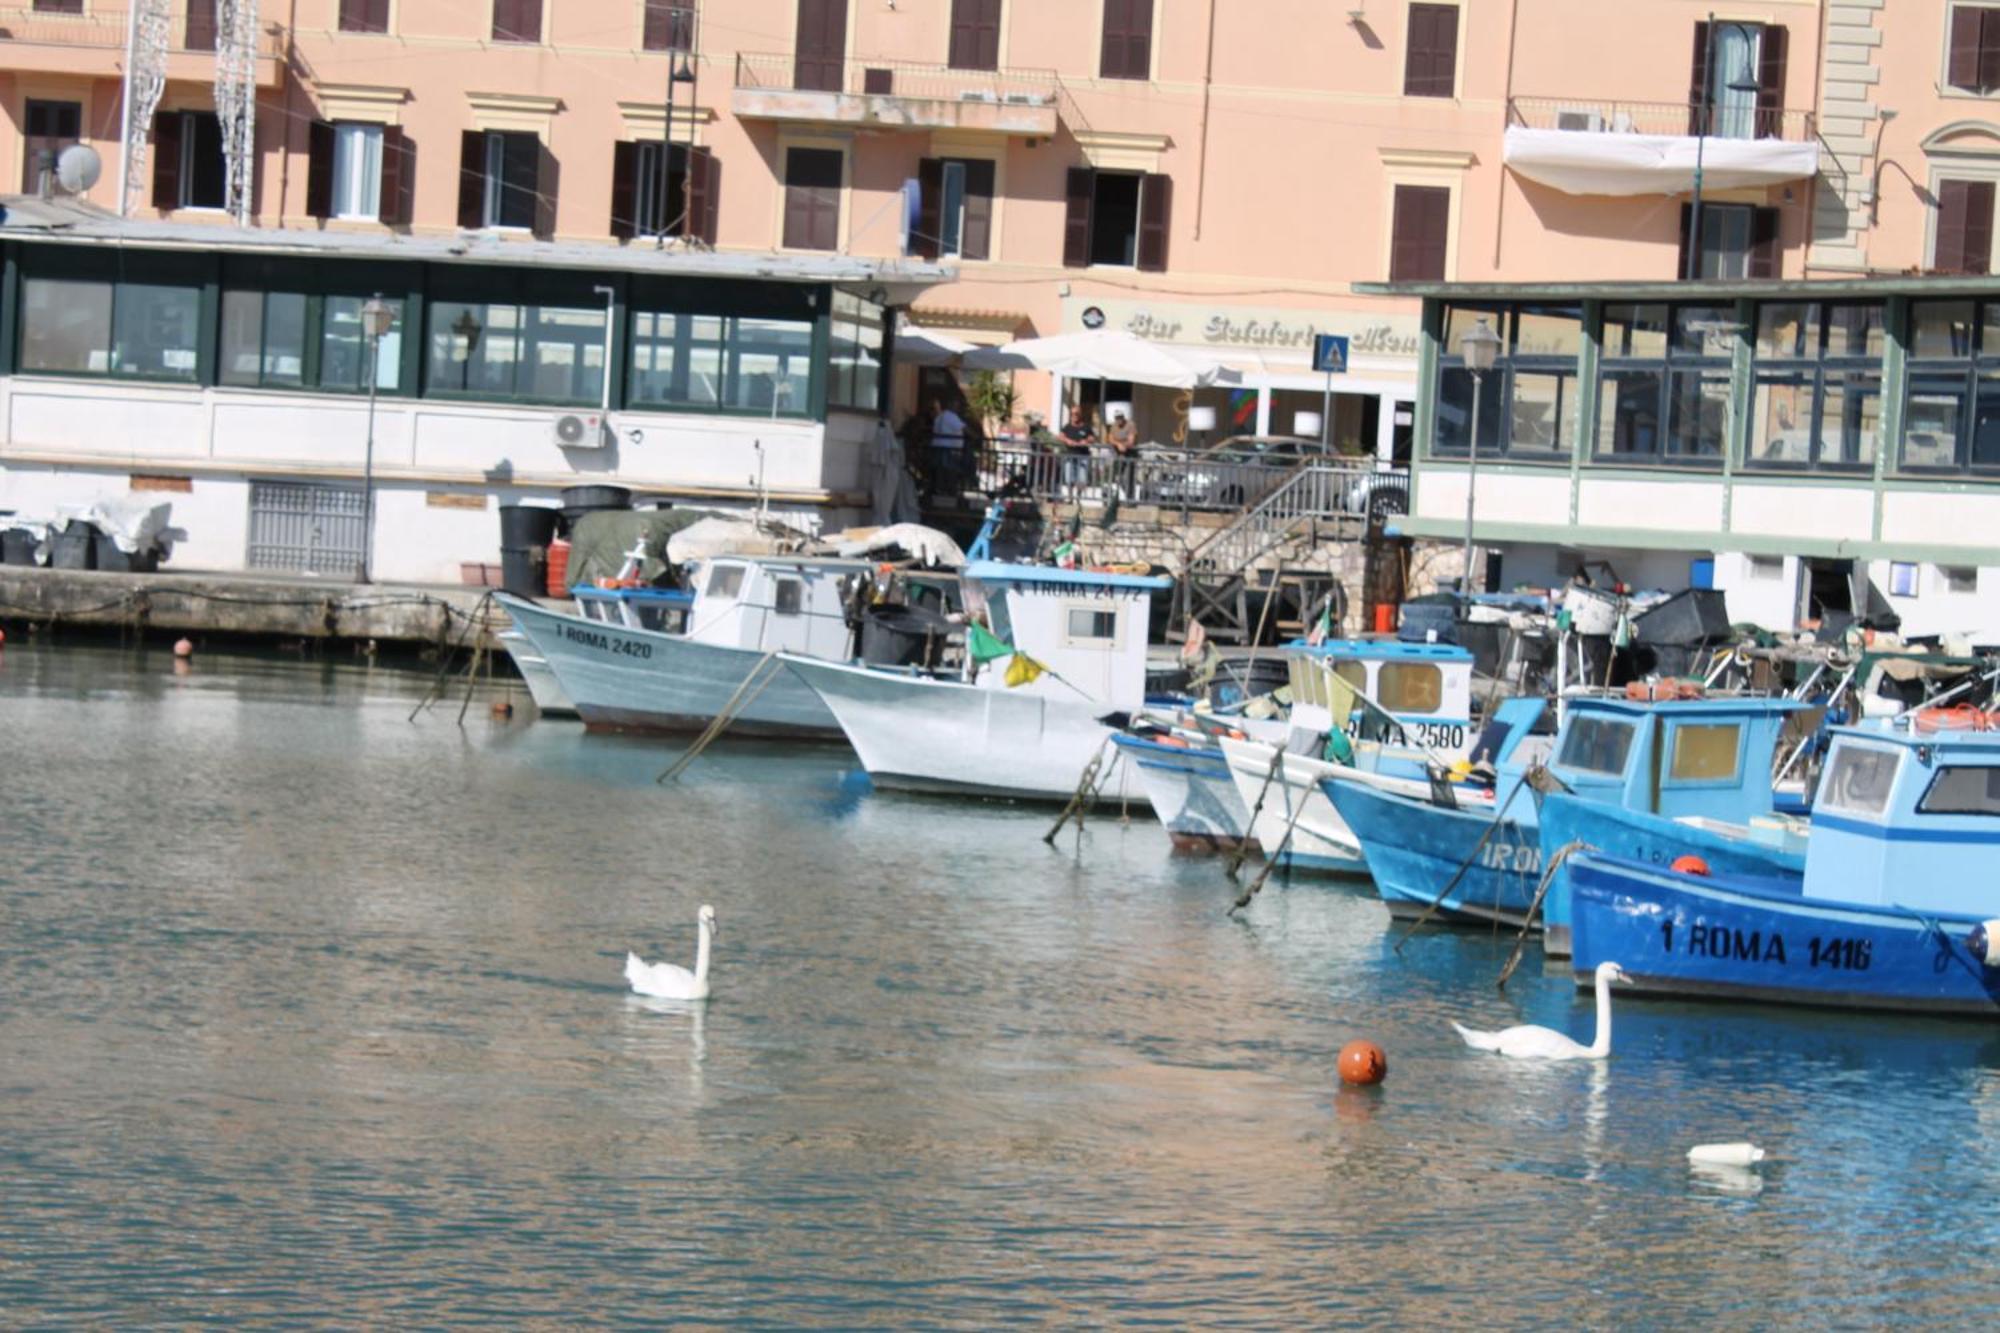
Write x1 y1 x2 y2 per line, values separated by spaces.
0 6 285 58
933 445 1403 523
1507 96 1814 143
734 51 1059 107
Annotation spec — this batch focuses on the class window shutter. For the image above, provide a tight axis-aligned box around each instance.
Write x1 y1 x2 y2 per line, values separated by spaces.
960 158 995 261
950 0 1001 72
1968 181 1997 275
305 119 335 219
1062 166 1094 267
689 146 720 245
1136 172 1172 272
380 125 413 226
1404 4 1458 98
1755 25 1787 139
1101 0 1150 80
1687 21 1711 135
643 0 689 51
1951 5 1984 91
1981 8 2000 94
609 140 638 240
494 0 539 42
1677 202 1694 280
1388 184 1449 282
532 141 558 237
185 0 217 51
457 129 486 228
912 157 943 259
151 112 183 210
1748 206 1781 279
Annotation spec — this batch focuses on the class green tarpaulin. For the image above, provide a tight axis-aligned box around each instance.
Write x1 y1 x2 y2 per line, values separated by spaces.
564 509 723 590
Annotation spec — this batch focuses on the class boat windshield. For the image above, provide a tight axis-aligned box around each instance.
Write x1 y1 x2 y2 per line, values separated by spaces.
1916 765 2000 816
1556 715 1634 775
1818 744 1899 817
1378 663 1442 715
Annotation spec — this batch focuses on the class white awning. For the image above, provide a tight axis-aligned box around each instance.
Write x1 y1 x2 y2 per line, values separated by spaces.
894 324 977 367
963 329 1241 388
1503 126 1820 197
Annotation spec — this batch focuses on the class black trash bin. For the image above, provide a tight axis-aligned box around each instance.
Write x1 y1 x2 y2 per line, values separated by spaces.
498 505 561 599
51 521 96 570
558 484 631 534
92 528 159 573
1 528 38 567
859 604 953 668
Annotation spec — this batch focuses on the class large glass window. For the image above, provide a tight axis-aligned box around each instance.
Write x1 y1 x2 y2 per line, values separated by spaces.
1557 716 1635 775
19 275 200 381
428 300 603 404
628 311 813 415
1917 765 2000 816
220 290 308 388
828 291 885 412
19 276 112 374
1593 303 1730 465
1901 299 2000 473
1668 723 1742 782
1818 744 1899 816
330 123 383 221
1433 304 1578 460
1377 662 1443 713
321 295 405 392
1746 302 1882 470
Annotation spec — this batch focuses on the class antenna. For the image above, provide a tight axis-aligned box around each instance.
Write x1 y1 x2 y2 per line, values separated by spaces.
55 144 103 195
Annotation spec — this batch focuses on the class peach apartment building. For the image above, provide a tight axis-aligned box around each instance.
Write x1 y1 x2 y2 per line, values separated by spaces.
0 0 1994 593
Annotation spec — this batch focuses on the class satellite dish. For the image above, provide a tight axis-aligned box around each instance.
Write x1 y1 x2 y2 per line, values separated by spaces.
55 144 102 194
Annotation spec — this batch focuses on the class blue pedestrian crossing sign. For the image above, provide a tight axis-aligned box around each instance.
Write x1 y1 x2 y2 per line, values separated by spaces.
1312 333 1349 374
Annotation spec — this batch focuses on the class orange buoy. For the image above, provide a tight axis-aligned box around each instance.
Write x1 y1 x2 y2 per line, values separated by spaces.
1671 854 1711 877
173 637 194 658
489 698 514 719
1338 1039 1388 1086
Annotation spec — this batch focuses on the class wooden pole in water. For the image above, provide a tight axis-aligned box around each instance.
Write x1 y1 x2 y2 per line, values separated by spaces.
657 651 782 783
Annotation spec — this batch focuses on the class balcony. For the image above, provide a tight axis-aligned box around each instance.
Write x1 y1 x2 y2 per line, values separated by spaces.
733 53 1059 136
0 6 286 88
1504 97 1818 197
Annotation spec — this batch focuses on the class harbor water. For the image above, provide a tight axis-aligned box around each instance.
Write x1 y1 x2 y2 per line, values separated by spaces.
4 642 1998 1323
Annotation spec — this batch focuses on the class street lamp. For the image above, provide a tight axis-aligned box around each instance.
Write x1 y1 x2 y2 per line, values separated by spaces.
451 308 483 391
357 294 395 584
1458 315 1502 595
1686 14 1767 280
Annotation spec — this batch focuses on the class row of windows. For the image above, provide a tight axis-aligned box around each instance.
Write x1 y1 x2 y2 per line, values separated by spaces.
331 0 693 49
7 255 884 419
1432 299 2000 477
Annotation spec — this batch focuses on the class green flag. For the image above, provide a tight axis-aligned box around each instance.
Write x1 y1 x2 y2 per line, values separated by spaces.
968 622 1014 664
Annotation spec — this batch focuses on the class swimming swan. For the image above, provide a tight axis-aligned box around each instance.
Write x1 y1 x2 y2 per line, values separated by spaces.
625 904 717 1001
1451 961 1627 1060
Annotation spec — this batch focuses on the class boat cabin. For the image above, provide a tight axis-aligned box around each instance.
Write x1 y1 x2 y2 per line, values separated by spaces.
967 561 1173 710
1538 694 1810 822
1284 640 1476 755
684 556 881 658
573 586 694 635
1806 722 2000 915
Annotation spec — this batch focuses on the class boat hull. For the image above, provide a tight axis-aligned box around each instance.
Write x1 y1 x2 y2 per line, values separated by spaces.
1320 778 1542 926
1535 794 1805 960
497 627 577 718
1569 856 2000 1016
1114 735 1258 854
1217 739 1368 874
786 656 1137 803
497 594 843 740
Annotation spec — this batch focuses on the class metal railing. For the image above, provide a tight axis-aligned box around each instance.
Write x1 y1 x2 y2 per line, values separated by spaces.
1186 464 1399 576
945 446 1404 525
734 51 1059 105
0 6 284 57
1507 95 1814 143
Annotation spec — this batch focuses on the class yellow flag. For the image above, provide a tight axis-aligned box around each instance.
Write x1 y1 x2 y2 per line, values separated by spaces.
1004 652 1046 688
1325 668 1357 729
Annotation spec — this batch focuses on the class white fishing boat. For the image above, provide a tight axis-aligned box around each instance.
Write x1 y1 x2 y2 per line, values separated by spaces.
497 556 955 737
1111 710 1289 853
499 585 692 718
783 561 1171 801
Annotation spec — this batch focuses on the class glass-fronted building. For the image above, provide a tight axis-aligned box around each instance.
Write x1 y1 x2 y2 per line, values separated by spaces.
0 198 945 581
1362 276 2000 637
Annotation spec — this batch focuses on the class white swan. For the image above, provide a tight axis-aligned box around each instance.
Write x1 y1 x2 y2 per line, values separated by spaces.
625 904 717 1000
1451 961 1627 1060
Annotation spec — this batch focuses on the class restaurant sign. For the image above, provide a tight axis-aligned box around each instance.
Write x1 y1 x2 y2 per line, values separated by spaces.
1060 297 1420 362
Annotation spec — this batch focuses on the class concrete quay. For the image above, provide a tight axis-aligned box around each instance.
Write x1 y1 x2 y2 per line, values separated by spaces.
0 566 508 652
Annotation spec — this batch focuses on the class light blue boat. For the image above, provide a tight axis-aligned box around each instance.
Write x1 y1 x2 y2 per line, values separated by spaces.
1320 693 1809 936
1569 718 2000 1016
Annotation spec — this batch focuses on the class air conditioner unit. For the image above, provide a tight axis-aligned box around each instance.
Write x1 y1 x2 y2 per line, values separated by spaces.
1554 107 1606 133
1002 92 1046 106
960 90 999 103
553 412 604 448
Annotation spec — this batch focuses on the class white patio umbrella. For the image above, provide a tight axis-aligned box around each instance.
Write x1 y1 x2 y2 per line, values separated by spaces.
894 324 978 368
962 328 1241 388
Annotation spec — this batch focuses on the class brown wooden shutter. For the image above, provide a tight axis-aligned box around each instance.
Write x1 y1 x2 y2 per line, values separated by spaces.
1966 181 1996 275
1404 4 1458 98
1939 180 1998 275
1951 5 1984 90
151 112 183 210
912 157 943 259
960 158 995 261
1748 206 1781 278
794 0 847 92
1687 21 1711 135
1754 25 1787 138
1677 202 1694 280
305 119 336 219
185 0 217 51
1100 0 1151 80
689 146 720 245
643 1 689 51
493 0 540 42
533 141 558 237
1981 8 2000 93
340 0 389 32
458 129 486 228
1062 166 1094 267
1388 184 1449 281
609 140 639 240
1136 171 1171 272
380 125 413 226
950 0 1001 71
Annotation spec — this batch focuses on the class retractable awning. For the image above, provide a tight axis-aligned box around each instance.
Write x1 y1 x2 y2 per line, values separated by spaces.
1503 126 1820 197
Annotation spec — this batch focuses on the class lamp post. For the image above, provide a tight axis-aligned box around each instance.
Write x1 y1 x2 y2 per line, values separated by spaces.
1685 14 1768 281
1458 315 1502 595
658 7 698 246
357 294 395 584
452 308 483 392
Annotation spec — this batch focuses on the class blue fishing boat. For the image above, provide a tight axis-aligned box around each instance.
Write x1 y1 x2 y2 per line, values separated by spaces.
1320 693 1808 932
1569 717 2000 1015
1113 722 1270 854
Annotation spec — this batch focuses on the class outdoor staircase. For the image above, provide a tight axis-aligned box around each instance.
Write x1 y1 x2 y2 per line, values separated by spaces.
1174 466 1362 643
